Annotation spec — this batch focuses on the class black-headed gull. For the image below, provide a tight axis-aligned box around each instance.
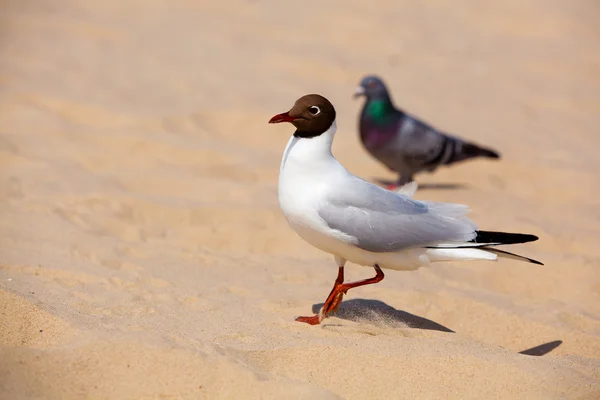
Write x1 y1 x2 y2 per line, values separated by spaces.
270 94 541 325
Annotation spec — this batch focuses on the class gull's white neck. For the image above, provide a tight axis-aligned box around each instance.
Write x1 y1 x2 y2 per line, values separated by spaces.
280 120 337 174
278 120 342 228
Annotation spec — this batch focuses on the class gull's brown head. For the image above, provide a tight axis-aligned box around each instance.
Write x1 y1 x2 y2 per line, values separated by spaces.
269 94 336 138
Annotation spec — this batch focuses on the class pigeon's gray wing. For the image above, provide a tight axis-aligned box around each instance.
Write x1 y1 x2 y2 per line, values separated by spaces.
393 115 500 170
318 177 477 252
392 116 451 170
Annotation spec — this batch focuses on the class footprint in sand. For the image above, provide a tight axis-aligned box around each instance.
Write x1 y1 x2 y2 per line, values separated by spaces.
53 198 145 241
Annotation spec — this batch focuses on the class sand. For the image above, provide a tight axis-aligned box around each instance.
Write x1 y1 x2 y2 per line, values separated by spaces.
1 0 600 398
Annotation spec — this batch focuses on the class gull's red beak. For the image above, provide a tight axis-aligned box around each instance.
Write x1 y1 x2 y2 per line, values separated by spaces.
269 112 296 124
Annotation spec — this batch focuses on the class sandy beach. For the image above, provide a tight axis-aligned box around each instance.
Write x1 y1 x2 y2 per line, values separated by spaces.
1 0 600 398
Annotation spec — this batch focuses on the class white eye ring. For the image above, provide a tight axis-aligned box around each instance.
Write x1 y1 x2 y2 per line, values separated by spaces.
309 106 321 115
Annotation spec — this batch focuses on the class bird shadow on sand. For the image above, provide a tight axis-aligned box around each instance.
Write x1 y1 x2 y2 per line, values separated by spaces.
311 299 563 357
372 178 468 191
518 340 563 356
311 298 454 332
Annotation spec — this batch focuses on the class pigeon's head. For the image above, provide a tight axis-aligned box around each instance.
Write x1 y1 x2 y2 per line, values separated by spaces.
268 94 336 138
354 75 389 100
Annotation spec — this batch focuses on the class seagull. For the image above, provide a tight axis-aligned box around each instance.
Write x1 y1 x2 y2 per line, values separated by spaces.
269 94 542 325
354 75 500 189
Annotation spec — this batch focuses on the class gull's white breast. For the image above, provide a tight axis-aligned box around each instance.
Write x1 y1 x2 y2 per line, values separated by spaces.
276 122 465 271
275 122 500 271
276 123 358 253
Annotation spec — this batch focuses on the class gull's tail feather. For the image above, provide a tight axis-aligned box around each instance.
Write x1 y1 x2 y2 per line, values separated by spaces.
425 230 542 265
424 246 543 265
425 247 497 263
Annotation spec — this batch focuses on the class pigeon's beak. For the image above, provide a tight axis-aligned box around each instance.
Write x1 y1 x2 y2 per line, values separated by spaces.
353 86 365 99
269 111 296 124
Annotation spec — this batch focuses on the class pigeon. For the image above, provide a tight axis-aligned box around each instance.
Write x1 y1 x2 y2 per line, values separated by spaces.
354 75 500 189
269 94 541 325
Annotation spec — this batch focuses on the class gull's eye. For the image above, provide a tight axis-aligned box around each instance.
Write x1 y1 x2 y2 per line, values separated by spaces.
309 106 321 115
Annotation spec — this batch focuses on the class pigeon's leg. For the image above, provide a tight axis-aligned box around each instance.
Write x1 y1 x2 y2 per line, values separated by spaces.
386 174 414 191
296 265 384 325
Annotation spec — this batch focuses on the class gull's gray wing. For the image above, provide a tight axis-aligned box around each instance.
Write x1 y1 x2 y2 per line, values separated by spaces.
319 177 477 252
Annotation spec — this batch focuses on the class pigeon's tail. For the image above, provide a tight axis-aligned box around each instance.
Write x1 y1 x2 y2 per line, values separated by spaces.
469 143 500 159
444 139 500 166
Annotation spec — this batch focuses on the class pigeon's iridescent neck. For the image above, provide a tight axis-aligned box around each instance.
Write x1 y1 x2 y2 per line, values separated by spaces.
360 99 398 149
365 99 391 123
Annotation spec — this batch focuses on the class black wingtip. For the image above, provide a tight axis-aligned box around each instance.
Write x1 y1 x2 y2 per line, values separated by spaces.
473 230 539 245
486 248 544 266
522 255 544 266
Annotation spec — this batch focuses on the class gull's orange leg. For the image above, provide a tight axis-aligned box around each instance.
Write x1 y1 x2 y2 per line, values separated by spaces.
296 265 384 325
295 266 344 325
